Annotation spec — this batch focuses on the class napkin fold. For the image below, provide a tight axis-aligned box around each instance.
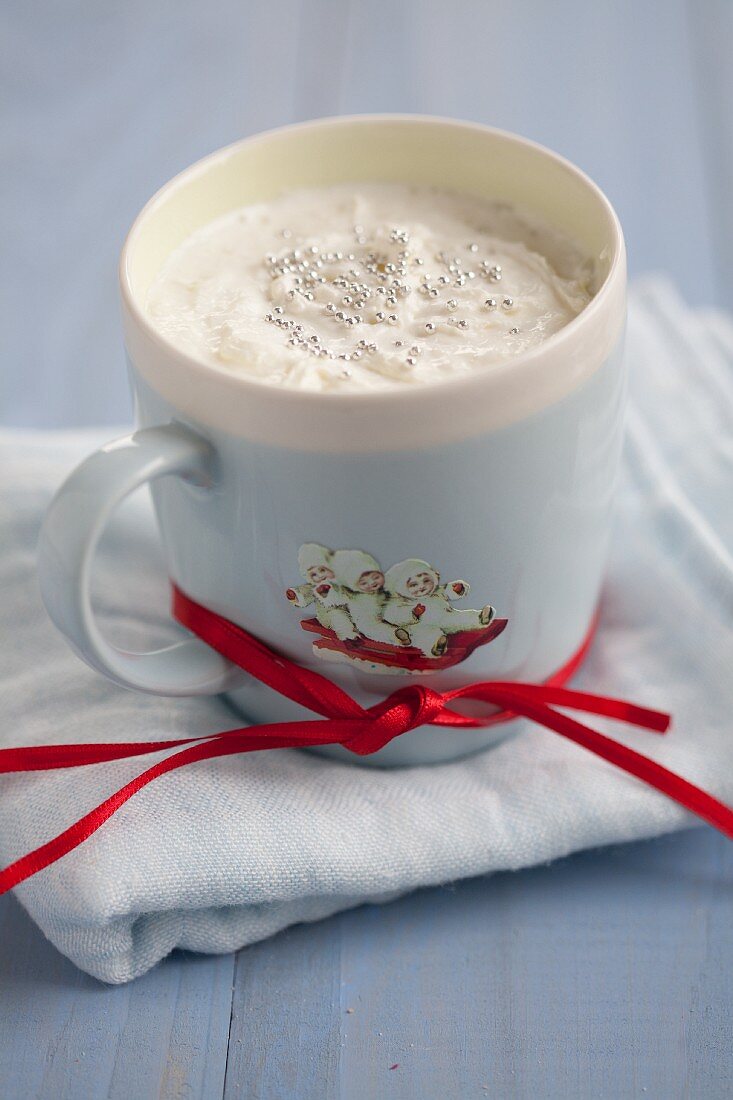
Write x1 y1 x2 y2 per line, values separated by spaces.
1 277 731 984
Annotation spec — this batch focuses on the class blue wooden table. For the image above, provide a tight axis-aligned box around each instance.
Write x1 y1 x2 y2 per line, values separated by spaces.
1 828 730 1098
2 2 732 1096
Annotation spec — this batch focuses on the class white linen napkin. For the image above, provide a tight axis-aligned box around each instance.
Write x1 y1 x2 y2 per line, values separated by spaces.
1 277 731 984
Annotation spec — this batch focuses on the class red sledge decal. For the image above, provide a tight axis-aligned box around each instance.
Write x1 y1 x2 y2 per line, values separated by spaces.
301 616 508 672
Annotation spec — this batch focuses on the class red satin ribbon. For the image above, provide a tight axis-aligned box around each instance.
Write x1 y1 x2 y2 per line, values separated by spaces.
0 586 731 895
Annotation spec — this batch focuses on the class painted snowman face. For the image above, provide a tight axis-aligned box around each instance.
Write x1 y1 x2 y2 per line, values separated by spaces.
406 571 437 598
307 564 335 584
357 570 385 594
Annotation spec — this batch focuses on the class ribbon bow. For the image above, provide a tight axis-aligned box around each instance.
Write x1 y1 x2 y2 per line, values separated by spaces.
0 586 731 895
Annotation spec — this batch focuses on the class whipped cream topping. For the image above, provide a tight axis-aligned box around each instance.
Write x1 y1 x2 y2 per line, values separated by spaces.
146 183 595 392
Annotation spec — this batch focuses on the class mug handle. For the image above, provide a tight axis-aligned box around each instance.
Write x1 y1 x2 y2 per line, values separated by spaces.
37 423 243 696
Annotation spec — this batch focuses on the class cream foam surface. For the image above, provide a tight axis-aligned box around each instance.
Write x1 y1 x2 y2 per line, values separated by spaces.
146 183 594 392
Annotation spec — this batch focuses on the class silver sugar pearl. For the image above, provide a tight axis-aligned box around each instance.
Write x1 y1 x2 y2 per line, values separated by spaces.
484 298 498 310
387 314 398 325
425 322 436 333
446 298 458 312
502 297 514 310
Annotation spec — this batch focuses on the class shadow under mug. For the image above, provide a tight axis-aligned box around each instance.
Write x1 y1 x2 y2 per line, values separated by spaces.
37 115 626 767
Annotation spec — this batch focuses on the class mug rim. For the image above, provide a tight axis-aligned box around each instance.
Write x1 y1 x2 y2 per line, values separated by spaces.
120 114 626 450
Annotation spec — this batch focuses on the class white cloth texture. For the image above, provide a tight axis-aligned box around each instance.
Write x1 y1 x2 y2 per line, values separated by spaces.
1 278 731 984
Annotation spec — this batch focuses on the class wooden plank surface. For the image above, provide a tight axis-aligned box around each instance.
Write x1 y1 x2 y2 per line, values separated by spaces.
690 0 733 308
225 827 732 1100
0 895 234 1100
2 828 728 1099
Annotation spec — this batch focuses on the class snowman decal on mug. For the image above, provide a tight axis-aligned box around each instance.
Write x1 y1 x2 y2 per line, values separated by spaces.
285 543 507 674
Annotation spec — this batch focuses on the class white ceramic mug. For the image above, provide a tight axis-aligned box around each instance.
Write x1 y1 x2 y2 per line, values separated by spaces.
37 115 626 767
